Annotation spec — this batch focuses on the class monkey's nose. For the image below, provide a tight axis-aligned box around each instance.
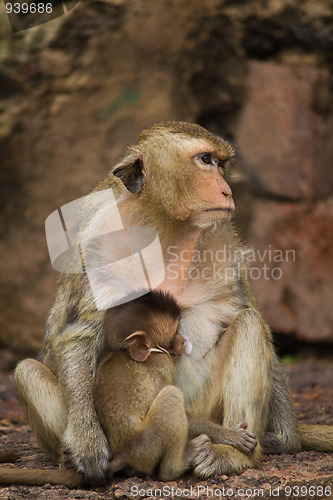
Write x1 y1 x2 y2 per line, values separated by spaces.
220 179 232 198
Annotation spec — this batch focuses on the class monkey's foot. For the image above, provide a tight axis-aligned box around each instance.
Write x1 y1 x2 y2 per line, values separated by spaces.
187 434 253 479
63 423 111 483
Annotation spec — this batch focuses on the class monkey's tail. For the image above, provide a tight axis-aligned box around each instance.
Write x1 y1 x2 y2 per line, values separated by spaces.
299 424 333 452
0 467 83 488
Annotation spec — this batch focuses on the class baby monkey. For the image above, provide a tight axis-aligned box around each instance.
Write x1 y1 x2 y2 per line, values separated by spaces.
94 290 191 481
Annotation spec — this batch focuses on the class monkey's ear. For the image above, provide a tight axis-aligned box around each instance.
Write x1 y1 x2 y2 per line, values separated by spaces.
169 333 185 357
125 331 151 362
113 157 145 194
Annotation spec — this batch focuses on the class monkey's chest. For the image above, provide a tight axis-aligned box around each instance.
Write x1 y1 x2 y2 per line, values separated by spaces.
174 347 217 417
173 300 240 416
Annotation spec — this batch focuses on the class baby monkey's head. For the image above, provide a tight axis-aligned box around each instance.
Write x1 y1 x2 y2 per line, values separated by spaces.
104 290 189 362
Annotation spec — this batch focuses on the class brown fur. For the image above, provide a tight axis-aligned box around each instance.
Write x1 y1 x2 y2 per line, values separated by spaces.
0 467 83 488
95 290 190 481
94 352 188 481
0 450 82 488
103 290 181 353
12 121 332 483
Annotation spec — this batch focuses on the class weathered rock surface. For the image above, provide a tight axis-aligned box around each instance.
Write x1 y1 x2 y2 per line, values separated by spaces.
247 199 333 341
236 61 333 200
0 0 333 361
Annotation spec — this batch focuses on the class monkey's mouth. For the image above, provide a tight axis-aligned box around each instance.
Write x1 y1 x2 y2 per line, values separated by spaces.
205 208 234 213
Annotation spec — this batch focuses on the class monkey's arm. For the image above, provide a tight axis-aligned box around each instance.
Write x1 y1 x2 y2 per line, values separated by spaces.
53 326 111 482
188 417 257 454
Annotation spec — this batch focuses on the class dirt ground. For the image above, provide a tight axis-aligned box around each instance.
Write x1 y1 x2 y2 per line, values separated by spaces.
0 356 332 500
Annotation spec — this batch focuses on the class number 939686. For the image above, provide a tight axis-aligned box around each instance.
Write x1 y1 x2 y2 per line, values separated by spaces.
5 2 53 14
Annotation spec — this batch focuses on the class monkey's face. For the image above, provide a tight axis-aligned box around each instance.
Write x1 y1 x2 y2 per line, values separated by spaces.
113 123 236 227
142 135 235 227
152 312 181 349
147 135 236 227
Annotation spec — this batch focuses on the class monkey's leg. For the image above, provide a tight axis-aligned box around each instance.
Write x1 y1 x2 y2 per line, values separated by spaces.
121 385 189 481
14 359 67 462
189 309 273 478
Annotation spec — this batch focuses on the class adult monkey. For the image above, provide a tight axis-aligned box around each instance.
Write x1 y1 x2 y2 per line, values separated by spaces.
15 122 333 482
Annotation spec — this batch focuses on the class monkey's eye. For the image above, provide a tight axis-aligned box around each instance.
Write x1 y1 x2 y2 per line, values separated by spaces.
200 154 212 165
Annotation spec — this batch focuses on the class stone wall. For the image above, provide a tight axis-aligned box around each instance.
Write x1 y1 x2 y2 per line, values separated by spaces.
0 0 332 367
236 61 333 342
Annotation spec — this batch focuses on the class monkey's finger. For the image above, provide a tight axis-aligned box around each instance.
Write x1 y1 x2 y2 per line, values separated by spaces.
187 434 212 451
245 442 257 453
244 434 257 444
59 446 73 469
234 439 255 453
243 432 257 444
233 422 248 430
192 447 215 468
189 445 211 464
187 434 214 467
193 450 217 478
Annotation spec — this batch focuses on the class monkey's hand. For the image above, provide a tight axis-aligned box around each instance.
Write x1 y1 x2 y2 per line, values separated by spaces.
63 419 111 483
229 422 257 454
188 417 257 454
